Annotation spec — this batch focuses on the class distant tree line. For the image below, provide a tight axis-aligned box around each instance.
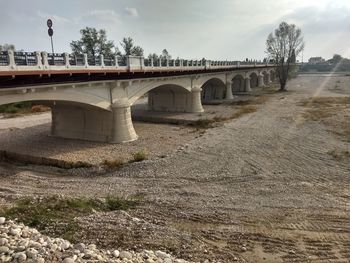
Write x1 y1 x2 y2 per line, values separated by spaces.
300 54 350 72
70 27 173 61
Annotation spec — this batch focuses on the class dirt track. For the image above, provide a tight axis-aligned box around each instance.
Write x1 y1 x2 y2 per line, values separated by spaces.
1 75 350 262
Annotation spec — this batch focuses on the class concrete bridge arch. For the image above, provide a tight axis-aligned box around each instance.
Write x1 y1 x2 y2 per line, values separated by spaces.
232 73 245 93
201 78 226 102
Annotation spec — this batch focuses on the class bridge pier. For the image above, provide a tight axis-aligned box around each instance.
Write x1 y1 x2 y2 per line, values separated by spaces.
111 99 138 143
245 77 252 92
225 81 234 99
191 87 204 112
50 101 137 144
258 73 265 87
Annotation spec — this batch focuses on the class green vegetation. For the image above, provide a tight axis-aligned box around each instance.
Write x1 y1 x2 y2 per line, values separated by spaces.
328 149 350 161
130 150 148 162
70 27 144 58
2 196 139 242
102 158 125 169
0 102 32 114
102 151 148 169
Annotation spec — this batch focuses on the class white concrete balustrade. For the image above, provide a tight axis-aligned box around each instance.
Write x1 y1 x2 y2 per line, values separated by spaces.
0 50 273 72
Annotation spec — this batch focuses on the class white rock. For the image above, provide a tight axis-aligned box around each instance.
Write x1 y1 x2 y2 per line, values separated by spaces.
14 252 27 262
164 258 173 263
0 217 5 225
63 257 75 263
112 250 120 258
26 247 39 258
87 244 96 250
156 250 170 259
74 243 85 252
0 246 10 254
10 228 21 236
60 240 70 250
120 250 132 259
0 238 7 246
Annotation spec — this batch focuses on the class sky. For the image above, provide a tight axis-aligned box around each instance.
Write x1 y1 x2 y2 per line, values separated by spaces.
1 0 350 61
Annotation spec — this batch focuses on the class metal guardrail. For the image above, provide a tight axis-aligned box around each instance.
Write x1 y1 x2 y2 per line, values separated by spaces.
0 50 273 71
0 52 8 66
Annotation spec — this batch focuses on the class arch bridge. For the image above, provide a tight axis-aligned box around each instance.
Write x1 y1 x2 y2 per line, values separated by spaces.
0 51 276 143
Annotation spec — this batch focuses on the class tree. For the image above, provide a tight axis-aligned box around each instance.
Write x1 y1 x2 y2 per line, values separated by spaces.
266 22 305 91
148 53 159 61
160 49 171 60
70 27 115 58
0 44 15 52
330 54 343 64
119 37 144 56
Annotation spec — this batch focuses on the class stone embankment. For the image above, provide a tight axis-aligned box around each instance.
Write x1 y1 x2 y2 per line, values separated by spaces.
0 217 193 263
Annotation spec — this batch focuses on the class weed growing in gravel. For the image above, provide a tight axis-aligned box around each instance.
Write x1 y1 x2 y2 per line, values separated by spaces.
130 151 148 162
102 158 125 168
300 97 350 141
2 196 139 243
327 149 350 161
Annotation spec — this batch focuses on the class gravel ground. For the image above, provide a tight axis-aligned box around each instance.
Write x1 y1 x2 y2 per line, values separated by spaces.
0 99 254 165
0 74 350 262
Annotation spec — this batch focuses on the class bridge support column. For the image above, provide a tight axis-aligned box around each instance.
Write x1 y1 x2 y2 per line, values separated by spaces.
111 99 138 143
258 74 265 87
191 87 204 113
245 77 251 92
225 81 234 99
267 73 272 84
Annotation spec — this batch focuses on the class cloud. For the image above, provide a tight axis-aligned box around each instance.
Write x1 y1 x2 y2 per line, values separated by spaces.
81 10 120 25
125 7 139 17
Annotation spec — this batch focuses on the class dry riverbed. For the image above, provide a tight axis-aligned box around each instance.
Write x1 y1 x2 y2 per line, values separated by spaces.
0 74 350 262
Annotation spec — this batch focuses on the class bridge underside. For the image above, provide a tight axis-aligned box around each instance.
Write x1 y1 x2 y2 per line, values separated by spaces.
148 85 193 112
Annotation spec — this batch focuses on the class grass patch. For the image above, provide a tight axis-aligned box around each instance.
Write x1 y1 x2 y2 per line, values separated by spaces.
188 119 216 129
102 151 148 169
328 149 350 161
63 161 93 169
188 105 258 130
130 150 148 163
102 158 125 169
300 97 350 122
300 97 350 141
0 102 50 118
1 196 139 242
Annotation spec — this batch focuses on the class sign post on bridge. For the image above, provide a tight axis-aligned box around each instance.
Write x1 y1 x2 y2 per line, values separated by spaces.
47 19 54 64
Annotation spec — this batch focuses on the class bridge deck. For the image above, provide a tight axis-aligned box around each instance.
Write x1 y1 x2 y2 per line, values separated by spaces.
0 65 274 89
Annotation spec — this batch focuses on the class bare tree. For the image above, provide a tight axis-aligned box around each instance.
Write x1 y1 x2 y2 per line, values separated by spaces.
266 22 305 91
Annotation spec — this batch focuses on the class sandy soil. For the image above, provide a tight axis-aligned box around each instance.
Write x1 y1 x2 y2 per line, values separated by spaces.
0 74 350 262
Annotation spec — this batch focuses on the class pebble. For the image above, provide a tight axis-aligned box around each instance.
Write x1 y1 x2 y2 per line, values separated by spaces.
0 217 204 263
0 245 10 253
112 249 120 258
120 250 133 259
